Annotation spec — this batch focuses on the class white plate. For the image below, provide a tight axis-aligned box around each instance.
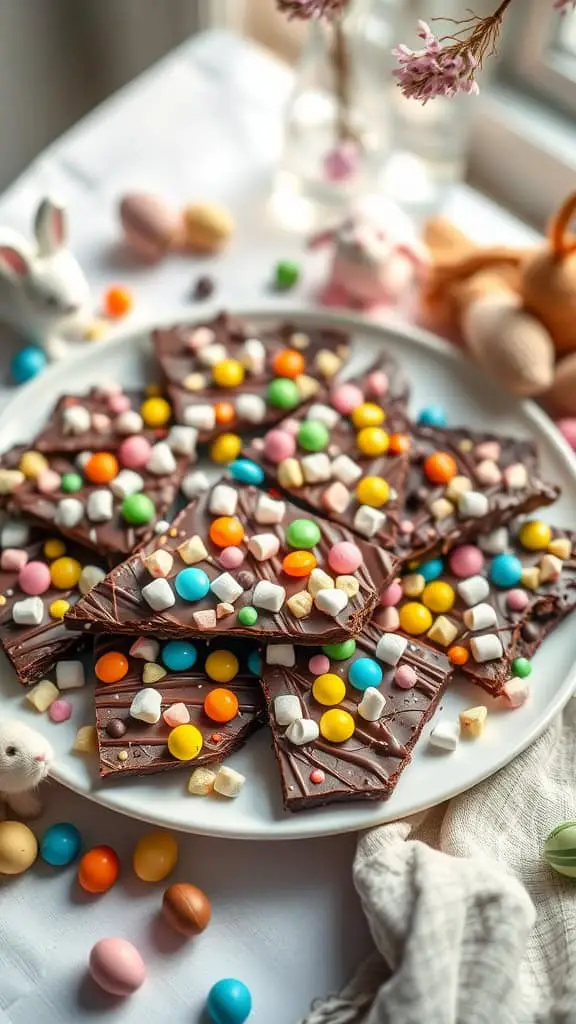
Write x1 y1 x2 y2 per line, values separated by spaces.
1 307 575 841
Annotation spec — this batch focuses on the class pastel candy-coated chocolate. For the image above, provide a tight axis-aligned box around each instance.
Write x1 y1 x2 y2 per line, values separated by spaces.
544 821 576 878
120 192 179 261
507 588 530 612
380 581 403 607
162 640 198 672
448 545 484 578
207 978 252 1024
331 383 363 415
419 558 444 582
40 822 81 866
417 404 447 427
118 435 152 470
219 546 245 570
348 657 383 691
162 882 212 936
133 831 178 882
327 541 363 574
228 458 265 486
308 654 330 675
89 937 146 995
490 552 523 588
263 429 295 464
18 561 51 596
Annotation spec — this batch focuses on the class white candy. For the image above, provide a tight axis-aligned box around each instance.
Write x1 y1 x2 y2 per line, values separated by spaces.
209 483 238 516
463 602 497 631
353 505 386 538
188 767 217 796
143 549 174 578
285 718 320 746
504 463 528 489
76 451 92 470
62 405 90 434
181 470 211 500
198 342 227 367
539 553 563 583
146 442 177 476
266 645 295 667
358 687 386 722
115 409 143 434
331 454 362 487
458 491 489 518
13 597 44 625
213 765 246 798
183 405 216 432
247 533 280 561
130 687 162 724
306 403 339 429
457 575 490 606
240 337 266 375
129 637 160 662
307 568 334 597
314 588 348 617
167 425 198 456
55 498 84 528
253 580 285 612
470 633 504 663
501 678 530 708
110 470 144 498
301 453 332 484
255 493 285 525
56 660 85 690
335 575 359 598
155 520 171 535
429 720 460 752
79 565 106 595
429 498 454 521
287 591 313 618
273 694 301 725
210 572 244 604
479 527 509 554
1 520 30 548
177 535 208 565
236 394 266 424
376 633 407 666
475 459 502 486
87 489 113 523
142 577 175 611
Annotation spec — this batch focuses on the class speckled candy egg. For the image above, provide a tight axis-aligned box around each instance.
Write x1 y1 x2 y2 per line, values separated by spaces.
119 192 180 262
263 429 295 464
89 937 146 996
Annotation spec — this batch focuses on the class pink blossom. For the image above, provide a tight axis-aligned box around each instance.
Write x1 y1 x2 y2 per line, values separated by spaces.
393 20 480 103
276 0 349 19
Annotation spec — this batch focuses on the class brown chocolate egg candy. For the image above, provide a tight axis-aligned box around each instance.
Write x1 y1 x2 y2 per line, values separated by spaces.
161 882 212 936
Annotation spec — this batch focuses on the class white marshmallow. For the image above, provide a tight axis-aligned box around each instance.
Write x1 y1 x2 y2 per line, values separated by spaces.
1 520 30 548
475 459 502 486
457 575 490 606
273 694 302 726
129 637 160 662
247 533 280 561
197 342 227 367
458 491 489 518
306 403 339 429
463 602 498 631
240 337 266 375
183 405 216 432
236 394 266 424
255 493 285 525
358 687 386 722
130 687 162 724
12 597 44 626
479 527 509 554
181 470 211 500
209 483 238 516
142 577 175 611
266 645 295 667
285 718 320 746
56 660 85 690
55 498 84 529
167 425 198 456
353 505 386 538
143 549 174 578
155 520 170 534
114 409 143 434
470 633 504 663
87 489 113 523
314 588 348 617
331 454 362 487
504 463 528 489
110 470 144 498
501 678 530 708
252 580 286 612
146 441 177 476
177 535 208 565
376 633 407 666
213 765 246 798
210 572 244 604
429 720 460 752
301 453 332 484
62 405 90 434
79 565 106 595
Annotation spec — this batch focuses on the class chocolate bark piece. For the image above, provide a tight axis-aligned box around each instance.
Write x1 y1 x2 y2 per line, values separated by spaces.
34 387 172 453
153 312 352 438
66 479 398 644
398 426 559 561
93 635 265 778
262 625 452 812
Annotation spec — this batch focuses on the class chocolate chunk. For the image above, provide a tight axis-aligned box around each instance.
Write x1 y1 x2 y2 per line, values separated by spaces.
237 570 255 590
521 621 541 643
106 718 127 739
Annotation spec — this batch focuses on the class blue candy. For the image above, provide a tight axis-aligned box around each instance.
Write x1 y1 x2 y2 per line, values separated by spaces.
40 822 82 866
419 557 444 582
348 657 383 691
174 567 210 602
162 640 198 672
417 404 447 428
229 459 265 486
11 345 47 384
207 978 252 1024
489 552 523 588
247 650 262 676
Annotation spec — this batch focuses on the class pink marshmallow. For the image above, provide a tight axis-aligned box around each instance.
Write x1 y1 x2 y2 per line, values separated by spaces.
107 393 130 414
36 469 61 495
394 664 417 689
309 654 330 675
501 678 530 709
163 703 190 727
92 413 112 433
187 326 214 351
1 548 28 572
322 481 349 515
49 699 73 723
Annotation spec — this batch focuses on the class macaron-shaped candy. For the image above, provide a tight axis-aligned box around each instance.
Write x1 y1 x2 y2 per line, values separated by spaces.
18 560 51 596
263 429 296 464
331 383 363 415
89 937 146 996
544 821 576 878
328 541 363 574
449 545 485 578
118 435 152 470
120 192 180 262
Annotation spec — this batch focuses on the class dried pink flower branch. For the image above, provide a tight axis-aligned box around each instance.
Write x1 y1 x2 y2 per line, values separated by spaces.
276 0 350 19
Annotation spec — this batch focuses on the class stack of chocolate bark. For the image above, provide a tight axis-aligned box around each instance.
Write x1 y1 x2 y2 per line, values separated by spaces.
2 312 574 814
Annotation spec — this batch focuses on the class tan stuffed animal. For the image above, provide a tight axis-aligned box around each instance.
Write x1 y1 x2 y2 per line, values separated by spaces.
422 192 576 417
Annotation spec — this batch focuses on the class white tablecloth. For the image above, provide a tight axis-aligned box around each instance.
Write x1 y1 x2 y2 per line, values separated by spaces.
0 30 538 1024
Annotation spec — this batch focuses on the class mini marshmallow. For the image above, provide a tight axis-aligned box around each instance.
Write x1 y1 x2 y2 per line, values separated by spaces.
210 572 244 604
26 679 59 712
144 549 174 578
286 591 313 618
192 609 216 629
335 575 359 598
236 394 266 424
501 678 530 708
188 767 217 796
548 537 572 560
429 720 460 752
463 602 498 632
142 577 175 611
13 597 44 625
353 505 386 538
470 633 504 663
277 458 304 489
177 535 208 565
181 470 211 500
167 425 198 456
285 718 320 746
198 342 227 367
62 405 91 434
0 469 25 494
240 337 266 375
475 440 501 462
445 475 472 502
307 568 334 597
146 441 177 476
255 493 285 525
504 463 528 489
87 489 113 523
79 565 106 595
539 553 563 583
301 453 332 484
55 498 84 529
322 482 350 514
1 548 28 572
129 637 160 662
183 405 216 431
110 469 144 498
143 663 167 684
1 520 30 548
458 491 489 518
427 615 459 647
306 403 339 429
315 349 342 378
92 413 111 434
216 602 235 619
56 660 86 690
209 483 238 516
274 694 302 725
253 580 286 612
459 705 488 738
331 454 362 487
479 527 509 554
247 533 280 561
73 725 98 754
429 498 454 520
376 633 407 666
213 765 246 798
115 409 143 434
183 373 206 392
357 687 386 722
475 459 502 486
457 575 490 606
402 573 425 598
296 375 319 401
266 645 296 667
36 469 61 495
380 606 400 630
315 588 348 616
130 687 162 724
187 325 214 350
521 566 541 590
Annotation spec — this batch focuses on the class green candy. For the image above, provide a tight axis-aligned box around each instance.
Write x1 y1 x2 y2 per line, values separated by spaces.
121 493 155 525
544 821 576 878
322 639 356 661
298 420 329 453
61 472 83 493
286 518 321 550
267 377 300 411
238 606 258 626
274 260 300 291
512 657 532 678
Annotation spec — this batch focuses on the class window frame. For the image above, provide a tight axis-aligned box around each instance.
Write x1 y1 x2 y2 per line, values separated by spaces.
498 0 576 114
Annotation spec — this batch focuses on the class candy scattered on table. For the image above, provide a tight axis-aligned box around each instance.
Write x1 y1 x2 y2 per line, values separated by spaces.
543 821 576 878
0 820 38 875
78 844 120 893
11 345 48 384
274 259 300 291
89 937 146 996
207 978 253 1024
133 830 178 882
162 882 212 935
103 285 133 319
40 822 82 866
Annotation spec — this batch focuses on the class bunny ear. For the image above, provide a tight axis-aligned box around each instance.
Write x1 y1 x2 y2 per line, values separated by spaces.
34 197 67 255
0 243 30 282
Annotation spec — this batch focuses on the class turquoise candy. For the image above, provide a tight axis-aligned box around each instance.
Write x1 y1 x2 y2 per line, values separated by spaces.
11 345 47 384
419 557 444 582
207 978 252 1024
348 657 383 691
228 459 265 486
40 822 81 866
417 405 447 428
174 567 210 602
162 640 198 672
544 821 576 878
489 552 523 588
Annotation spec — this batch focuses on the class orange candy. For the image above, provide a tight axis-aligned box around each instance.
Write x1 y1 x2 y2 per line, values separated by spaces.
85 452 119 484
204 688 239 723
104 285 133 318
78 845 120 893
282 550 317 577
214 401 235 425
209 516 245 548
448 645 470 666
389 432 411 455
272 348 305 379
95 651 129 684
423 451 458 485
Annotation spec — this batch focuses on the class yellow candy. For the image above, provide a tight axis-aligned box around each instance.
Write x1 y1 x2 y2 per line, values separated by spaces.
312 673 346 706
167 724 203 761
43 538 66 560
212 359 244 388
50 557 82 590
133 831 178 882
356 427 389 457
205 649 239 683
519 520 552 551
399 601 433 635
319 708 355 743
18 450 48 480
351 402 385 429
356 476 390 508
49 599 70 620
140 396 172 428
210 433 242 464
422 581 455 614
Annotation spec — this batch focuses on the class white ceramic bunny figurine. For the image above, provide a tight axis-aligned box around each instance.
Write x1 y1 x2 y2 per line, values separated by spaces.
0 197 91 360
0 719 54 819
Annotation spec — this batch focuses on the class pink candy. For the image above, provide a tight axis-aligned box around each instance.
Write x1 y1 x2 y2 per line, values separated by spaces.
449 544 485 578
92 413 112 433
282 419 300 437
1 548 28 572
381 580 403 607
187 326 214 351
49 699 72 723
323 141 359 182
507 589 529 612
328 541 363 574
474 441 501 462
557 418 576 451
36 469 61 495
309 654 330 675
219 546 245 570
394 665 417 689
501 678 530 709
163 703 190 727
380 607 400 630
118 435 152 470
331 383 363 415
107 393 130 415
365 371 389 398
263 429 296 464
18 560 51 596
